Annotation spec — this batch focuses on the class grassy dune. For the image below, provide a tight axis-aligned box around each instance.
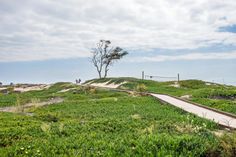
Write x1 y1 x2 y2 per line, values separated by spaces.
89 77 236 115
0 82 236 156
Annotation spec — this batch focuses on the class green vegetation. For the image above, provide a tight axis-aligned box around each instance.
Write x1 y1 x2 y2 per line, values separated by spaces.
136 84 147 92
89 77 236 115
1 82 236 156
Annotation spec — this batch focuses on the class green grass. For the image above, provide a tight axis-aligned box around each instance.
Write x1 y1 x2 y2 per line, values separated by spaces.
1 82 236 156
89 77 236 115
2 82 236 156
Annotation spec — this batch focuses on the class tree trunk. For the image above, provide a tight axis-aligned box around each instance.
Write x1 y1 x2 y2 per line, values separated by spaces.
95 65 102 79
98 70 102 78
104 69 108 78
104 63 109 78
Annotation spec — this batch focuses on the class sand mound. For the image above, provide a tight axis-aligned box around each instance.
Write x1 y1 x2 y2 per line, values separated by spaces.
88 81 127 89
14 84 50 93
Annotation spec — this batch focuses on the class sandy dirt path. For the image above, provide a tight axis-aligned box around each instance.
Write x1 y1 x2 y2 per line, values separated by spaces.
0 97 64 113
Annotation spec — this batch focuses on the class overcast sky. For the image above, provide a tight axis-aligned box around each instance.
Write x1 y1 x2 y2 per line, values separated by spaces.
0 0 236 84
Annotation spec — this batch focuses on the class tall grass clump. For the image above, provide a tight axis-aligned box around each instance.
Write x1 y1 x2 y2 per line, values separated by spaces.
16 94 24 112
136 84 147 92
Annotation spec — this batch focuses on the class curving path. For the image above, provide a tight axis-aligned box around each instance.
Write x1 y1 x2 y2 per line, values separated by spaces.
86 83 236 129
151 93 236 129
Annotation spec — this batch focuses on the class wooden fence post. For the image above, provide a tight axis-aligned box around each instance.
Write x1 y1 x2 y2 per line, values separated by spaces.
142 71 144 80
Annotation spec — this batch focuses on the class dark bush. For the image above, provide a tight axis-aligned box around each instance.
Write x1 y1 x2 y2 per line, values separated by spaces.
39 114 59 122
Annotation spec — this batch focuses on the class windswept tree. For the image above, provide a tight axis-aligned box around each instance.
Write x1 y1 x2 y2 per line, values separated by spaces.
91 40 128 78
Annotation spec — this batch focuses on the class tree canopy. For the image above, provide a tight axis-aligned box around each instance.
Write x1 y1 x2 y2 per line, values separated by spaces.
91 40 128 78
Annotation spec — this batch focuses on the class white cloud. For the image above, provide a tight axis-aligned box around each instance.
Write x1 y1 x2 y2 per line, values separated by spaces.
0 0 236 62
128 51 236 62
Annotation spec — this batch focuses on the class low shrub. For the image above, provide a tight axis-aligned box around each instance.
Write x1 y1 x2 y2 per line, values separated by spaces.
136 84 147 92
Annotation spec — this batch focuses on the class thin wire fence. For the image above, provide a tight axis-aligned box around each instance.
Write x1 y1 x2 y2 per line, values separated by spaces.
144 74 178 82
141 72 236 86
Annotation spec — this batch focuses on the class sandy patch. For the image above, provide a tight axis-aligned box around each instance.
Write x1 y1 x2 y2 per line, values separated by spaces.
13 85 50 93
0 97 63 113
0 87 7 90
89 81 127 89
169 82 180 88
180 95 191 99
57 88 76 93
